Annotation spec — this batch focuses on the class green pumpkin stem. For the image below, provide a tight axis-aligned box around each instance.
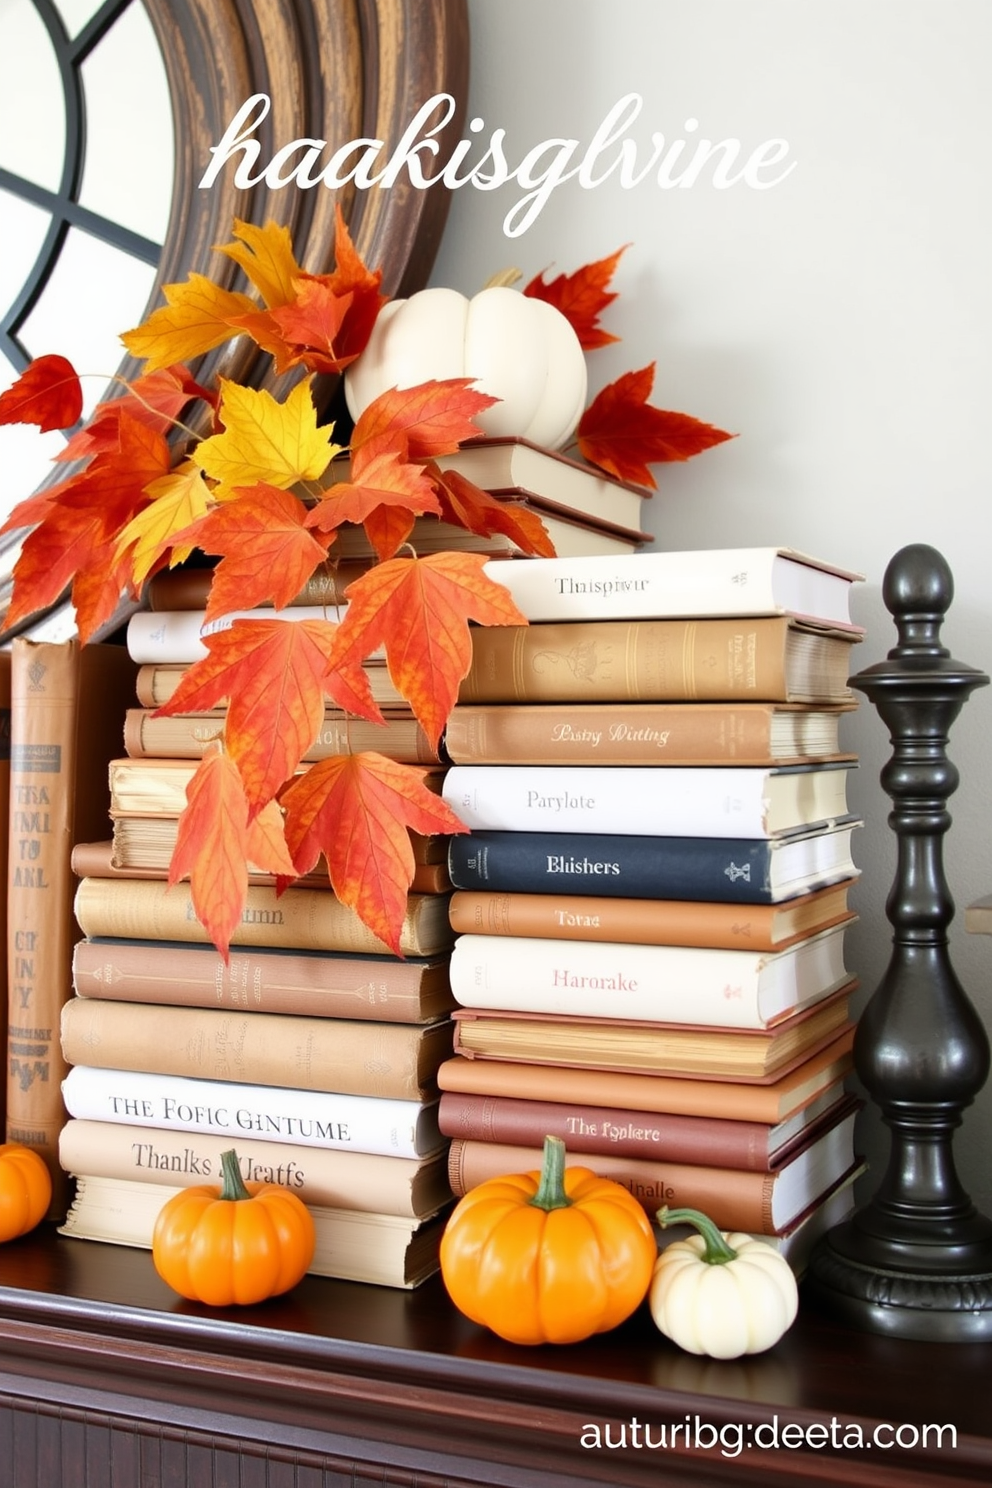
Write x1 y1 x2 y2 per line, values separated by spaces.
656 1205 739 1265
218 1148 252 1203
529 1135 574 1212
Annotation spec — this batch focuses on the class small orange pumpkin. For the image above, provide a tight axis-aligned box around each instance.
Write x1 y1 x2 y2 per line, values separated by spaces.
152 1148 315 1305
0 1142 52 1241
440 1135 656 1345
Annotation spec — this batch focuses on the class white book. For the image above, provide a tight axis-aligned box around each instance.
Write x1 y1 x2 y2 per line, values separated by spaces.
126 606 348 664
61 1066 442 1158
442 763 857 839
482 547 863 627
449 924 852 1029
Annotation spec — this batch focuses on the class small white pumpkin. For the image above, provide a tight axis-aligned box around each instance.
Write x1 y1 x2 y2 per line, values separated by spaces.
344 285 588 450
650 1206 799 1359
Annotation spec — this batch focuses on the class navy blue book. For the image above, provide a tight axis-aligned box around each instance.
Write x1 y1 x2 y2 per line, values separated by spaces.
447 822 862 904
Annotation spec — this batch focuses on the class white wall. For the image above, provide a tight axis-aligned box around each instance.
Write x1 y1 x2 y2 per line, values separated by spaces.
429 1 992 1210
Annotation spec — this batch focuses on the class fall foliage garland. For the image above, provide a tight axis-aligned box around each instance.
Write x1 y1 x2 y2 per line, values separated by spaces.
0 210 732 957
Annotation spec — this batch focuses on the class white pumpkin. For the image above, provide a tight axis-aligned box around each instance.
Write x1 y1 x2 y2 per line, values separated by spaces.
344 285 588 450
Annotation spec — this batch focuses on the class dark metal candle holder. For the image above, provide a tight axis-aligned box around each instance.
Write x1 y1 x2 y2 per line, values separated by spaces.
807 543 992 1340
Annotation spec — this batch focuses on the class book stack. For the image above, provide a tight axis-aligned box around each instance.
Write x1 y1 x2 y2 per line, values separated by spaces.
56 612 459 1290
436 546 868 1272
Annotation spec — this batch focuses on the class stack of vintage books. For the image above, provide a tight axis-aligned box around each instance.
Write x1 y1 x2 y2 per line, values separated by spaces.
56 601 457 1289
437 545 868 1271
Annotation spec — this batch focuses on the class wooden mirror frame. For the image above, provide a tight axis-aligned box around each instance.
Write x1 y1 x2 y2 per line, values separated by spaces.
0 0 469 630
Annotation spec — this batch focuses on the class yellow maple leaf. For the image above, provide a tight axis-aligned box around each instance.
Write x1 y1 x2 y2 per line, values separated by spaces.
120 275 256 373
215 218 304 309
196 378 342 499
114 460 213 586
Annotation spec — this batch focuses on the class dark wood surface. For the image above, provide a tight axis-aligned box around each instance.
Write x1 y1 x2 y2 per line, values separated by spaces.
0 1225 988 1487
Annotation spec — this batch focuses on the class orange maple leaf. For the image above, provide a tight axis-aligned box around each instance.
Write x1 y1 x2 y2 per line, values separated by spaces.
280 751 466 955
326 553 528 748
307 437 441 559
246 798 297 878
431 467 556 557
71 536 140 644
121 274 256 373
349 380 498 461
168 746 250 959
577 364 736 488
177 483 334 621
0 354 83 431
56 364 213 464
156 617 341 815
524 247 627 351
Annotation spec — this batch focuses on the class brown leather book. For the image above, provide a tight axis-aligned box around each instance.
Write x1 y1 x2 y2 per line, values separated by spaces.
448 1097 861 1234
71 932 454 1024
123 706 441 765
458 614 862 706
5 639 137 1215
60 997 453 1100
447 881 856 952
443 700 857 766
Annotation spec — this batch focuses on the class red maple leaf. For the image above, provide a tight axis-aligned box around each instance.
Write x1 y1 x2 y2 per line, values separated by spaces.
577 364 736 488
168 745 250 959
431 468 556 557
348 380 498 461
56 363 213 463
0 354 83 432
523 247 627 350
307 436 441 560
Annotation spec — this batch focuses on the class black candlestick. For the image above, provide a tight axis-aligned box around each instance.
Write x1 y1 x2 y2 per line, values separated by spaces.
807 544 992 1339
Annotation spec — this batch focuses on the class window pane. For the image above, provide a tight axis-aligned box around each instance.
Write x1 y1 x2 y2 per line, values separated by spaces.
0 0 66 190
0 190 52 320
51 0 106 39
78 1 173 242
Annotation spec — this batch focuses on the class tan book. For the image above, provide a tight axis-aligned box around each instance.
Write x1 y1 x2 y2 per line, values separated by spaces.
5 639 137 1215
58 1118 452 1218
135 661 408 709
448 1098 861 1235
60 997 453 1099
323 509 649 559
447 881 857 951
71 933 453 1024
73 876 455 958
59 1174 447 1288
458 615 861 706
123 707 440 765
145 561 372 612
443 701 857 766
108 756 446 818
452 984 856 1081
437 1028 856 1122
77 833 450 896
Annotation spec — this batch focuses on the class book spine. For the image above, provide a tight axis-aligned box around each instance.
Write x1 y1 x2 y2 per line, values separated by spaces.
61 1065 438 1158
443 701 793 765
57 1118 445 1216
72 876 449 957
446 831 781 902
126 606 346 664
146 564 363 611
449 933 773 1026
135 666 187 707
459 617 795 704
71 939 442 1022
442 765 772 837
60 998 450 1098
447 890 788 950
448 1139 773 1232
438 1091 773 1169
124 708 440 765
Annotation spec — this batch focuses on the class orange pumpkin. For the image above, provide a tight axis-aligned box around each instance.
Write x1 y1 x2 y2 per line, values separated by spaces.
440 1135 656 1345
0 1142 52 1241
152 1148 315 1305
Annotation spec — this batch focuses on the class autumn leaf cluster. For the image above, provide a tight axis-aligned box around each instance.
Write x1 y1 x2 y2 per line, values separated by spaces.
0 214 733 956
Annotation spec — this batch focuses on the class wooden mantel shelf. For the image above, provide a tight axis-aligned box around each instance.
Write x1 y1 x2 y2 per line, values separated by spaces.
0 1227 989 1487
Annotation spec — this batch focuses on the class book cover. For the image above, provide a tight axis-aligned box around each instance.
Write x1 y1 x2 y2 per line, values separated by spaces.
447 880 857 951
71 935 454 1024
448 923 852 1028
458 615 862 707
442 762 857 839
5 640 137 1214
446 822 862 903
60 997 453 1099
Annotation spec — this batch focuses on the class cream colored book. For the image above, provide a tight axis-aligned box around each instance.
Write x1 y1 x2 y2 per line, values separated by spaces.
59 1174 448 1288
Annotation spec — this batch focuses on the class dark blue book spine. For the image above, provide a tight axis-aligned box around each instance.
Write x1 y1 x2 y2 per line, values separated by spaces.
446 831 781 903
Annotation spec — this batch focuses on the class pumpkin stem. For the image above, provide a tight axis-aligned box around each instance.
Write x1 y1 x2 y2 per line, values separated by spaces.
528 1135 574 1212
218 1149 252 1203
656 1206 739 1265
